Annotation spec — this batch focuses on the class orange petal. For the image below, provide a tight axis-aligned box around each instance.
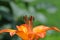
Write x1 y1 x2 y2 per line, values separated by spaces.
16 24 28 33
33 25 60 38
0 29 16 36
37 32 46 38
33 25 60 33
33 25 49 38
16 31 28 40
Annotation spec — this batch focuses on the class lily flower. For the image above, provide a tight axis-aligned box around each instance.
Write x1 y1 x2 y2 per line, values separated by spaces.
0 16 60 40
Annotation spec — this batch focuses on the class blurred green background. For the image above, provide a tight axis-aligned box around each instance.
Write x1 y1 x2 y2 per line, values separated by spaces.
0 0 60 40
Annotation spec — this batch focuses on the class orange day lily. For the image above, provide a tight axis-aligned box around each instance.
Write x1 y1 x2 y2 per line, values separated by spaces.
0 16 60 40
